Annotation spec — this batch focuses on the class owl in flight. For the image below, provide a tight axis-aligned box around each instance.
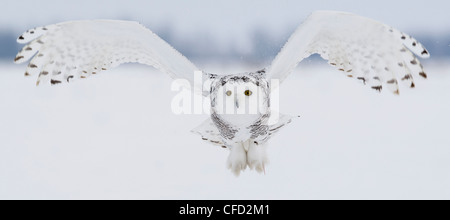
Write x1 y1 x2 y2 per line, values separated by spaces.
15 11 429 175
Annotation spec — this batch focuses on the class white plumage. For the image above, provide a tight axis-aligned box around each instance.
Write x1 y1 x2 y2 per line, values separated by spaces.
14 20 200 87
267 11 429 94
15 11 430 176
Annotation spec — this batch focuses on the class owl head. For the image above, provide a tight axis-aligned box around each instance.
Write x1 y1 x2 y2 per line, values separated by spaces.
210 70 270 125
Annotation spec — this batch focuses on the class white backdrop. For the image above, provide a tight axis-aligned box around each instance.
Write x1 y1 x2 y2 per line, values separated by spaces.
0 0 449 199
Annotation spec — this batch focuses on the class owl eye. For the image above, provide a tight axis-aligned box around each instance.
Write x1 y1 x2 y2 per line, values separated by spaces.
226 90 232 96
244 90 252 96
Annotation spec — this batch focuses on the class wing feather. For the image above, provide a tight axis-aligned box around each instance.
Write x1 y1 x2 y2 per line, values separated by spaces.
15 20 201 88
267 11 430 94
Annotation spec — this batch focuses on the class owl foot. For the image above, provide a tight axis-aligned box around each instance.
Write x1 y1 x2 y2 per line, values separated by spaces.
226 143 247 176
247 143 269 174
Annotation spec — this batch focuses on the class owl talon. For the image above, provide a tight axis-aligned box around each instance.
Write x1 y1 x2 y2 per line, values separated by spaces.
226 143 247 176
247 143 269 174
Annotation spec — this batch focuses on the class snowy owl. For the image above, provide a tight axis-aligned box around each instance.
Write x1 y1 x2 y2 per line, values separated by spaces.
14 11 430 176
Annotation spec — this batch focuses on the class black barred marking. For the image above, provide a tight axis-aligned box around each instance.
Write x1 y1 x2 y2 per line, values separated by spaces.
401 36 406 40
51 79 62 85
421 50 429 56
387 79 397 84
400 48 407 52
25 47 32 51
330 63 337 66
221 146 227 149
209 73 217 80
398 62 404 67
37 54 44 57
92 72 97 74
411 82 415 88
101 68 107 70
30 31 34 34
338 68 345 72
269 124 288 132
24 72 30 76
394 90 400 95
40 71 49 76
419 72 427 79
18 35 24 40
384 67 389 71
377 53 385 58
412 42 417 47
211 113 238 140
373 76 380 81
67 75 74 82
410 60 418 65
14 56 24 62
29 63 38 68
357 77 366 85
37 40 44 44
42 27 48 31
371 86 382 92
401 74 412 81
82 70 87 73
346 69 352 73
80 76 87 79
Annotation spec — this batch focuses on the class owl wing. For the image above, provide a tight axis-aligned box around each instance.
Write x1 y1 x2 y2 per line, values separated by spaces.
14 20 205 92
191 118 225 148
266 11 430 94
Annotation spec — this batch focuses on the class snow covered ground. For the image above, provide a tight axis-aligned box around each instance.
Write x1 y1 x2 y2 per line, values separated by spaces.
0 61 449 199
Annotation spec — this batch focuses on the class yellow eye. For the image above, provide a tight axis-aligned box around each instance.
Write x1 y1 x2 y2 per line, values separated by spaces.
244 90 252 96
226 90 232 96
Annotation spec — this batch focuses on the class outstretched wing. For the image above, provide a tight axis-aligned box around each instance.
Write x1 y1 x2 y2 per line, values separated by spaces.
266 11 430 94
14 20 201 88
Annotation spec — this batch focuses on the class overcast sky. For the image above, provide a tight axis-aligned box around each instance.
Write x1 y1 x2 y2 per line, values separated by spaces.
1 0 448 35
0 0 448 61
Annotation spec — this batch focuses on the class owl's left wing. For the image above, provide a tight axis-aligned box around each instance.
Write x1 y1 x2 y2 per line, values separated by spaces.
266 11 430 94
14 20 203 90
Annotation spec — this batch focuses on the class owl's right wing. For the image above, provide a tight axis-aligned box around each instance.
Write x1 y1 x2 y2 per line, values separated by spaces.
266 11 430 94
14 20 205 91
